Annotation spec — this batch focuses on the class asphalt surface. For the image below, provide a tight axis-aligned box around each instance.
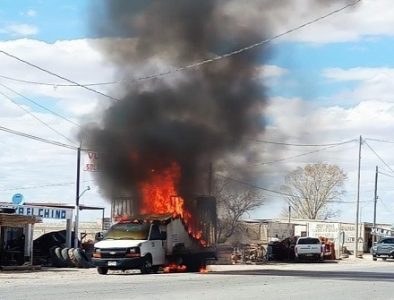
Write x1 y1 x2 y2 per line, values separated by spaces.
0 256 393 300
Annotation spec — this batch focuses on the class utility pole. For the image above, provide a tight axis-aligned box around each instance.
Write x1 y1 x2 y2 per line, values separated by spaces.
288 205 291 224
354 135 362 258
373 165 378 243
74 147 81 249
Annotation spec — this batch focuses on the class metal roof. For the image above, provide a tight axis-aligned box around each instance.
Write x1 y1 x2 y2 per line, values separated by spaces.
0 213 41 226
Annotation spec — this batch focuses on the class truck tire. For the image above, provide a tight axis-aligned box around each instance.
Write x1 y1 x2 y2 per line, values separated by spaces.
74 248 92 268
50 246 64 267
140 255 153 274
97 267 108 275
68 248 81 267
61 248 74 267
55 247 68 267
373 256 377 261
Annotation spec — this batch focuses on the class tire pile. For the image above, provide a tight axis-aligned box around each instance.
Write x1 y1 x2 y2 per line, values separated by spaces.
49 246 93 268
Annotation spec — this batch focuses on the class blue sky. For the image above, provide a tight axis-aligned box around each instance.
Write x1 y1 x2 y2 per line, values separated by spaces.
1 0 394 225
0 0 89 41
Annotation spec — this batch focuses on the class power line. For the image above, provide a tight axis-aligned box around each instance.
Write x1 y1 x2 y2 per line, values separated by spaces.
254 140 356 167
0 180 94 192
0 74 116 87
251 138 357 147
216 173 296 197
365 137 394 144
0 125 78 150
0 81 80 127
216 173 364 204
0 0 361 88
0 89 76 145
0 50 121 101
364 141 394 175
378 171 394 179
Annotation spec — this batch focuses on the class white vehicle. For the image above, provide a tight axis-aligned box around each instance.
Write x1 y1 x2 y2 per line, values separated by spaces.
294 237 324 261
92 214 216 274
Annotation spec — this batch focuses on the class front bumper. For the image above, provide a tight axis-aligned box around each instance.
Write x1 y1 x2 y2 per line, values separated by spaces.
92 257 145 270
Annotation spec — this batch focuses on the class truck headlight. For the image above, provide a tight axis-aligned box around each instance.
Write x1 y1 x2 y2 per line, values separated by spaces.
126 247 140 257
93 248 101 258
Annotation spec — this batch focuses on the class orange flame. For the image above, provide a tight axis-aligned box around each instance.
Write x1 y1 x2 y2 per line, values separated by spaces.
138 162 207 247
199 266 209 273
163 264 187 273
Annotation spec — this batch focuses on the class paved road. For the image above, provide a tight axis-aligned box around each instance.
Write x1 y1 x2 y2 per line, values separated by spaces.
1 258 393 300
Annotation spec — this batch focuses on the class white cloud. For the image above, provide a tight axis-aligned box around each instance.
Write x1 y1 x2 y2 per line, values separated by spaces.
256 65 288 78
265 0 394 44
0 38 119 218
256 94 394 224
20 9 37 17
323 67 394 104
1 24 39 36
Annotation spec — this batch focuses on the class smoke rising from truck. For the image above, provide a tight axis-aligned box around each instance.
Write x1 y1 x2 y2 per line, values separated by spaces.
82 0 354 213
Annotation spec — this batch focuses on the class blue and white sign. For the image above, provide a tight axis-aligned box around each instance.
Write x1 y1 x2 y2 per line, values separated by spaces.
14 205 73 220
12 193 24 205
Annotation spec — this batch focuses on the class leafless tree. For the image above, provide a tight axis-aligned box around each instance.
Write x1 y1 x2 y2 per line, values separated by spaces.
214 177 264 243
281 163 347 220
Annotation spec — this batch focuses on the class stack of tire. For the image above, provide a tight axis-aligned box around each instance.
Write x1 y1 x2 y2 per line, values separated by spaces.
50 246 92 268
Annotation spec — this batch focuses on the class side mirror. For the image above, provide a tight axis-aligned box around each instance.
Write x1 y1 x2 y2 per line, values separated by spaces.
160 231 167 240
95 232 104 241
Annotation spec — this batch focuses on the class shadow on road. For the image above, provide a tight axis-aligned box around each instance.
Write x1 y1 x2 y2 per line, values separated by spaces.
209 269 394 282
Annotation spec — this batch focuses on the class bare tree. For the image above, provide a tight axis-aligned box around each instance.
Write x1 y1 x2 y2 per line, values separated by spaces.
281 163 347 220
214 178 264 243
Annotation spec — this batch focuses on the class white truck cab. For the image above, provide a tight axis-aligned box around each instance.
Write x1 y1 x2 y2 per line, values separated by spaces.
92 221 166 274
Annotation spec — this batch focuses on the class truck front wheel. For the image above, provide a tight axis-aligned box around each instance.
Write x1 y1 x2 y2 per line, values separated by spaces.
140 256 153 274
97 267 108 275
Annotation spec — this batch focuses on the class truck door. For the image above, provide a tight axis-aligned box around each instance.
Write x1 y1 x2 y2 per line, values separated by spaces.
149 224 166 265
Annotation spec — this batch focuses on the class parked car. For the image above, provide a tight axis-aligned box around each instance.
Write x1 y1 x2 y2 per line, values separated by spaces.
294 237 324 262
371 237 394 261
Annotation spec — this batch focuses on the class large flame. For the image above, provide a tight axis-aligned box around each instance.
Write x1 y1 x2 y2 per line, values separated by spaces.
138 162 205 245
139 162 186 217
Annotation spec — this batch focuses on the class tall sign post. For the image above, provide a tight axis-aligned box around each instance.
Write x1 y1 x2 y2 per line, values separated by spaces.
373 166 378 243
354 136 362 258
74 147 81 249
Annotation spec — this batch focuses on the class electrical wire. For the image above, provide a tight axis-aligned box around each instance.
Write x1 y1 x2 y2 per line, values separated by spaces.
254 140 357 167
251 138 357 147
0 74 116 87
0 0 361 89
0 180 94 192
0 50 121 101
0 81 80 127
0 125 78 150
216 173 364 205
0 89 76 145
365 137 394 144
378 171 394 179
364 141 394 175
216 173 297 197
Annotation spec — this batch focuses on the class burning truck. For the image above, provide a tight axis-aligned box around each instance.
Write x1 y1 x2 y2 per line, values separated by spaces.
92 163 217 274
85 0 269 274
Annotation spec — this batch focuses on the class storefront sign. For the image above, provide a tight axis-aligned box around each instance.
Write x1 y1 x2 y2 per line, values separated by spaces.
13 205 73 220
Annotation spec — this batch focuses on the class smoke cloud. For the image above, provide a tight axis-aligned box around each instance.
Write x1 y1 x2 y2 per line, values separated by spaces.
83 0 273 210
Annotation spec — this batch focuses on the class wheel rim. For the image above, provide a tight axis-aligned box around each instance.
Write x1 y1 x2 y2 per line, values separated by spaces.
145 260 152 272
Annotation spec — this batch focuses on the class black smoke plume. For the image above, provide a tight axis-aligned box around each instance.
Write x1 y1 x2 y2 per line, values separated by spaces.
83 0 269 211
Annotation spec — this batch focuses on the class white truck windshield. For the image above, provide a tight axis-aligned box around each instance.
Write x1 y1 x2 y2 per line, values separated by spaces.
104 223 150 240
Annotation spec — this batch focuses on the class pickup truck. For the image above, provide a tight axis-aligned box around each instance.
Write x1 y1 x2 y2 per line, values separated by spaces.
371 237 394 261
294 237 323 262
